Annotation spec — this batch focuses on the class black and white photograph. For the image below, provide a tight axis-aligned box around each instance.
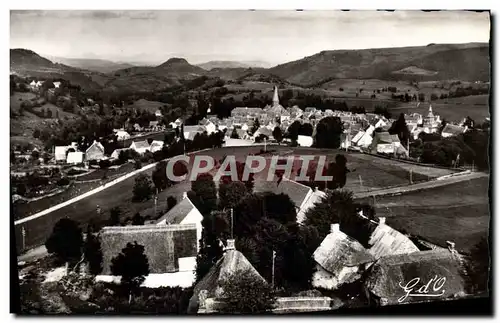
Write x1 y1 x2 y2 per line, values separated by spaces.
9 8 491 315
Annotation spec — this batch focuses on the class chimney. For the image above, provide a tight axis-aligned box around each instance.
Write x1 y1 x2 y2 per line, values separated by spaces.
182 192 188 199
314 186 319 192
379 217 386 225
330 223 340 233
225 239 236 251
446 241 455 252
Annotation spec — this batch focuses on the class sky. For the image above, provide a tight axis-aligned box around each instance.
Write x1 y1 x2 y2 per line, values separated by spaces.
10 10 491 66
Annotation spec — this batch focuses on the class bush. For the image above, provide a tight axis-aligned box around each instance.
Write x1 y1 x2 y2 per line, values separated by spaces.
56 177 70 186
134 160 142 170
99 159 111 169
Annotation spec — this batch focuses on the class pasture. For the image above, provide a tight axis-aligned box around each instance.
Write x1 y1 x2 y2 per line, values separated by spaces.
12 145 462 254
366 176 490 255
390 94 490 122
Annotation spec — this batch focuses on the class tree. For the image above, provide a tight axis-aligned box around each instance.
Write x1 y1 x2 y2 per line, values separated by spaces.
230 128 240 139
303 190 356 239
250 118 260 135
134 160 142 170
109 207 122 226
166 196 177 212
190 173 217 216
272 126 283 144
45 218 83 264
217 270 276 314
110 242 150 303
33 129 41 139
152 161 169 192
132 174 153 202
299 123 314 136
84 225 103 275
388 113 411 144
132 212 145 225
314 116 343 149
418 93 426 102
219 181 248 210
287 120 301 142
463 237 490 295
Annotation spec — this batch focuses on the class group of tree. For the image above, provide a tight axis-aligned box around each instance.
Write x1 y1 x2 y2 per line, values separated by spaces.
314 116 344 149
296 154 350 191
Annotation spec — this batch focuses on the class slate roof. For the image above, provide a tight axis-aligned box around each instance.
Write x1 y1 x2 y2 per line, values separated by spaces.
184 125 205 133
156 197 196 225
100 224 198 274
131 140 150 149
442 124 466 136
364 249 467 306
275 178 312 209
367 222 420 259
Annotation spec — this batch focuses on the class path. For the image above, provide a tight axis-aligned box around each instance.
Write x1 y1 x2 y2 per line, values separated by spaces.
354 171 488 199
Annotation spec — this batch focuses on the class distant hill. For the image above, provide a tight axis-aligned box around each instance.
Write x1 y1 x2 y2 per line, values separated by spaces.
268 43 490 86
46 56 135 74
10 49 105 91
197 60 272 70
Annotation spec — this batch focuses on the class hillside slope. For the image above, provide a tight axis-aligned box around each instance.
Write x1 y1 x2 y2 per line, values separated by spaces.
269 43 490 86
47 56 135 74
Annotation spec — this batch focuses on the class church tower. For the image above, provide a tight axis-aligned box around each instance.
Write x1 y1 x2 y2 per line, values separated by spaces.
272 86 279 106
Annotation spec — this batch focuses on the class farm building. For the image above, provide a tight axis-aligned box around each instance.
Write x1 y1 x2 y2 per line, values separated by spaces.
441 124 467 138
312 216 419 291
149 140 164 153
273 178 325 223
99 224 198 283
110 148 129 160
66 151 84 164
370 132 407 157
115 130 131 141
85 141 105 161
297 135 313 147
183 125 206 141
156 193 203 252
363 247 467 306
129 140 150 155
188 239 268 314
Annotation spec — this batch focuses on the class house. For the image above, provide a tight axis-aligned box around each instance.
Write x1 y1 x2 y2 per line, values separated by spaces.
188 239 268 314
149 140 164 153
231 107 263 118
155 109 163 118
149 121 161 131
297 135 313 147
201 120 217 135
98 224 198 288
441 124 467 138
129 140 150 155
224 138 254 147
183 125 206 141
296 188 326 224
312 224 376 291
134 123 143 132
110 148 129 160
156 192 203 251
351 126 374 149
85 141 105 161
273 178 322 222
363 247 467 306
340 133 351 150
55 146 69 162
115 130 131 141
66 151 84 164
370 132 405 155
253 126 273 140
53 81 61 89
312 216 419 291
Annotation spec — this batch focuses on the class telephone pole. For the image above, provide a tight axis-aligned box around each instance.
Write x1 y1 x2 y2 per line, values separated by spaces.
21 226 26 251
271 250 276 288
230 208 234 239
154 189 158 217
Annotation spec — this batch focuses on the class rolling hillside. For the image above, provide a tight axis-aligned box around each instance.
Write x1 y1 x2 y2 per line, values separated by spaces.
268 43 490 86
197 60 272 70
47 56 135 74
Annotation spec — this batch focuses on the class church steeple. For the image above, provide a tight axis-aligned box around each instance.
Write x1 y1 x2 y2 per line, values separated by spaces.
272 86 279 106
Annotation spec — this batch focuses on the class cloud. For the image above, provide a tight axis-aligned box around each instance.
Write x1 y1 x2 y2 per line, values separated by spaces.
10 10 158 21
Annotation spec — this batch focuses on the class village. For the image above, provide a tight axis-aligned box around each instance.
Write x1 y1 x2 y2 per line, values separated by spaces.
14 84 489 314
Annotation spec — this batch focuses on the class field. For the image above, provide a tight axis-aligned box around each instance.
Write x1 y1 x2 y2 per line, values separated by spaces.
390 94 490 122
361 176 490 255
12 145 462 254
127 99 165 113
